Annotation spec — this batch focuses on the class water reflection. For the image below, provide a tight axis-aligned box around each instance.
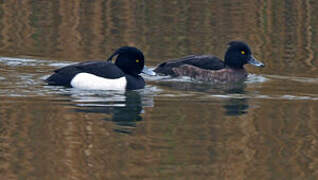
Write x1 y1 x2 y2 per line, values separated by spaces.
223 98 249 116
153 78 250 116
0 0 317 77
71 90 154 134
152 76 247 92
222 85 249 116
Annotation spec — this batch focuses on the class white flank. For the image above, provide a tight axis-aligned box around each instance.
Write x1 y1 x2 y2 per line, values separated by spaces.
70 73 127 90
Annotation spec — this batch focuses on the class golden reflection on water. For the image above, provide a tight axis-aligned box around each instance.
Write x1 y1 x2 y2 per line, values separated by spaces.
1 97 318 179
0 0 317 76
1 0 318 179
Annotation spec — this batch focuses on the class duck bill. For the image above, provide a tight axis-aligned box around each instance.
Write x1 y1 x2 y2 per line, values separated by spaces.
248 56 265 67
142 66 156 76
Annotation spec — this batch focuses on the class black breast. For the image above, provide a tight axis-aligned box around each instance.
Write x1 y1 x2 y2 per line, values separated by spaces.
154 55 225 76
125 74 145 90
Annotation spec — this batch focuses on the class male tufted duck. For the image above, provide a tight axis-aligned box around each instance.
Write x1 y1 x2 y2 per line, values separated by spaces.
154 41 264 83
46 46 156 90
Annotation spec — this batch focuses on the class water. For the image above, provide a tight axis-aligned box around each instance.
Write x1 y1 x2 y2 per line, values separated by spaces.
1 1 318 179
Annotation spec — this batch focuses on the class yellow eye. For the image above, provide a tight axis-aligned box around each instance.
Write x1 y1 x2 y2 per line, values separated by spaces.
241 51 246 55
136 59 140 63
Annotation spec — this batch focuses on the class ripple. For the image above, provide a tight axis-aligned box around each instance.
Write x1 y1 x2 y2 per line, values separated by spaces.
0 56 73 67
266 74 318 84
206 93 318 101
246 74 269 83
143 73 192 82
48 62 74 67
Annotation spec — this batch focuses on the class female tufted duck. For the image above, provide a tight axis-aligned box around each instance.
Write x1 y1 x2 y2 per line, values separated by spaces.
154 41 264 83
46 46 156 90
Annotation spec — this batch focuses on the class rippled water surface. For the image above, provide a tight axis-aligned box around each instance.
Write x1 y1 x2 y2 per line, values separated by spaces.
1 1 318 179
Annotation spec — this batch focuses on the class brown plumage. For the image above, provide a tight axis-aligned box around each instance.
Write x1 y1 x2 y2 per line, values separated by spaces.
172 64 248 83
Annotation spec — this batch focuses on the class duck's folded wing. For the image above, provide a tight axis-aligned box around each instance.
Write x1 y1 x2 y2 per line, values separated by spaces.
55 61 125 78
154 55 225 76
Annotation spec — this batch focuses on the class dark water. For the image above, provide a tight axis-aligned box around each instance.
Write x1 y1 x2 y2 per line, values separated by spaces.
1 1 318 179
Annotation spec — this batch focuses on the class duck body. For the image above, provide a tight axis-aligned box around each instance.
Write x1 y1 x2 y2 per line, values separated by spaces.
46 46 155 90
46 61 145 90
154 41 264 83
